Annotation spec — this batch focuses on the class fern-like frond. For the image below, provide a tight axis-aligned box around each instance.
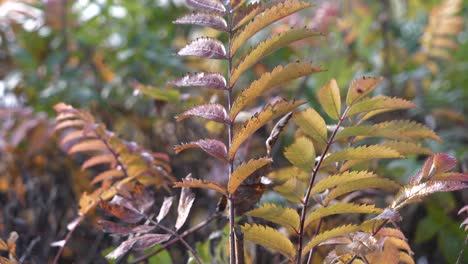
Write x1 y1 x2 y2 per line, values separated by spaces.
247 203 300 231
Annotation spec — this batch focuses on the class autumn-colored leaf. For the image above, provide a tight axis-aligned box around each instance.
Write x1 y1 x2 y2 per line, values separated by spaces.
175 177 196 230
174 13 227 31
231 28 321 85
178 37 226 59
228 157 271 194
317 79 341 120
176 103 229 124
284 136 315 171
381 141 432 156
232 1 263 30
325 178 401 203
68 139 108 154
174 178 227 195
230 100 304 158
156 196 174 223
82 154 116 170
91 169 125 185
99 201 143 224
175 139 228 162
323 145 402 166
293 108 327 151
302 224 361 257
347 96 416 117
106 234 171 259
230 0 312 55
305 203 382 229
241 223 296 260
247 203 300 230
185 0 226 14
169 72 227 90
346 76 383 106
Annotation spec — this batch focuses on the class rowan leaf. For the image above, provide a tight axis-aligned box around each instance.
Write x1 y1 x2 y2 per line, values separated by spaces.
229 100 304 158
241 223 296 259
175 139 228 162
433 172 468 182
284 136 315 171
311 171 378 195
91 169 125 185
175 178 196 230
176 104 229 124
106 234 171 259
178 37 226 59
231 28 321 85
273 176 305 203
305 203 383 229
156 196 174 223
247 203 300 230
302 224 361 257
346 76 383 106
174 178 227 195
228 157 271 194
185 0 226 14
231 62 323 119
294 108 327 150
169 72 226 90
174 13 227 31
232 1 264 30
325 178 401 203
347 96 416 117
317 79 341 120
81 154 116 170
230 0 312 55
68 139 107 154
323 145 403 165
99 201 143 224
268 166 309 183
266 112 293 157
381 141 432 156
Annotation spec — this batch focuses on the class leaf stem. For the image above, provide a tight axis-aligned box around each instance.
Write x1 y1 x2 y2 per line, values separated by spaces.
296 106 350 264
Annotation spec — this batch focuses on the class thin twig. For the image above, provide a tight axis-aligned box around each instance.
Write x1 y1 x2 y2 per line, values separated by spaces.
157 224 202 264
305 218 324 264
52 214 85 264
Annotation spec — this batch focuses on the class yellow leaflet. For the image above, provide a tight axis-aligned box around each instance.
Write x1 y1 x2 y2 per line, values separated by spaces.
284 136 315 171
317 79 341 120
247 203 300 231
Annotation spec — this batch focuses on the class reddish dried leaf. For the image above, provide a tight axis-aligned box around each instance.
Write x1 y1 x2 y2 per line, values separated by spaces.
433 172 468 181
174 13 227 31
178 37 226 59
99 201 143 224
106 233 171 259
175 139 228 162
98 220 133 235
176 104 229 124
169 72 226 90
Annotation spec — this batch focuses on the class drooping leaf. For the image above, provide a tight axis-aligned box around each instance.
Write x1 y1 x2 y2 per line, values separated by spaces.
347 96 416 117
293 108 327 151
391 181 468 210
185 0 226 14
81 154 116 170
325 178 401 203
323 145 403 166
266 112 293 157
174 13 227 31
241 223 296 260
284 136 315 171
228 157 271 194
178 37 226 59
176 104 229 124
302 224 361 257
175 139 228 162
229 100 304 158
174 178 227 195
346 76 383 106
231 62 323 119
231 29 321 85
381 141 432 156
99 201 143 224
169 72 226 90
247 203 300 231
106 234 171 259
175 178 196 230
230 0 313 55
305 203 383 229
68 139 107 154
317 79 342 120
311 171 378 195
156 196 174 223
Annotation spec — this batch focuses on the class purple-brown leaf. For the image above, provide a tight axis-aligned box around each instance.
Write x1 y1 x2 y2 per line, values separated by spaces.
410 153 458 184
169 72 227 90
99 201 143 224
106 234 171 259
175 175 196 230
178 37 226 59
186 0 226 14
176 104 229 124
174 13 227 31
175 139 228 162
98 220 155 235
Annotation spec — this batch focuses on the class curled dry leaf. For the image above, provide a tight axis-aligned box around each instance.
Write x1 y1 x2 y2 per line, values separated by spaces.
156 196 174 223
178 37 226 59
106 233 172 259
175 176 196 230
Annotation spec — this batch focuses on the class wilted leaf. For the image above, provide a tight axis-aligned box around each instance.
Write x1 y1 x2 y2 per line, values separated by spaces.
175 139 228 162
230 0 312 55
174 13 227 31
293 108 327 151
323 145 403 165
185 0 226 14
241 223 296 259
302 224 361 257
317 79 341 120
176 104 229 124
346 76 383 105
266 112 293 157
228 157 272 194
247 203 300 230
175 178 196 230
99 201 143 224
231 28 321 85
231 62 323 119
178 37 226 59
156 197 174 223
106 233 171 259
169 72 226 90
284 137 315 171
174 178 227 195
230 100 304 158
